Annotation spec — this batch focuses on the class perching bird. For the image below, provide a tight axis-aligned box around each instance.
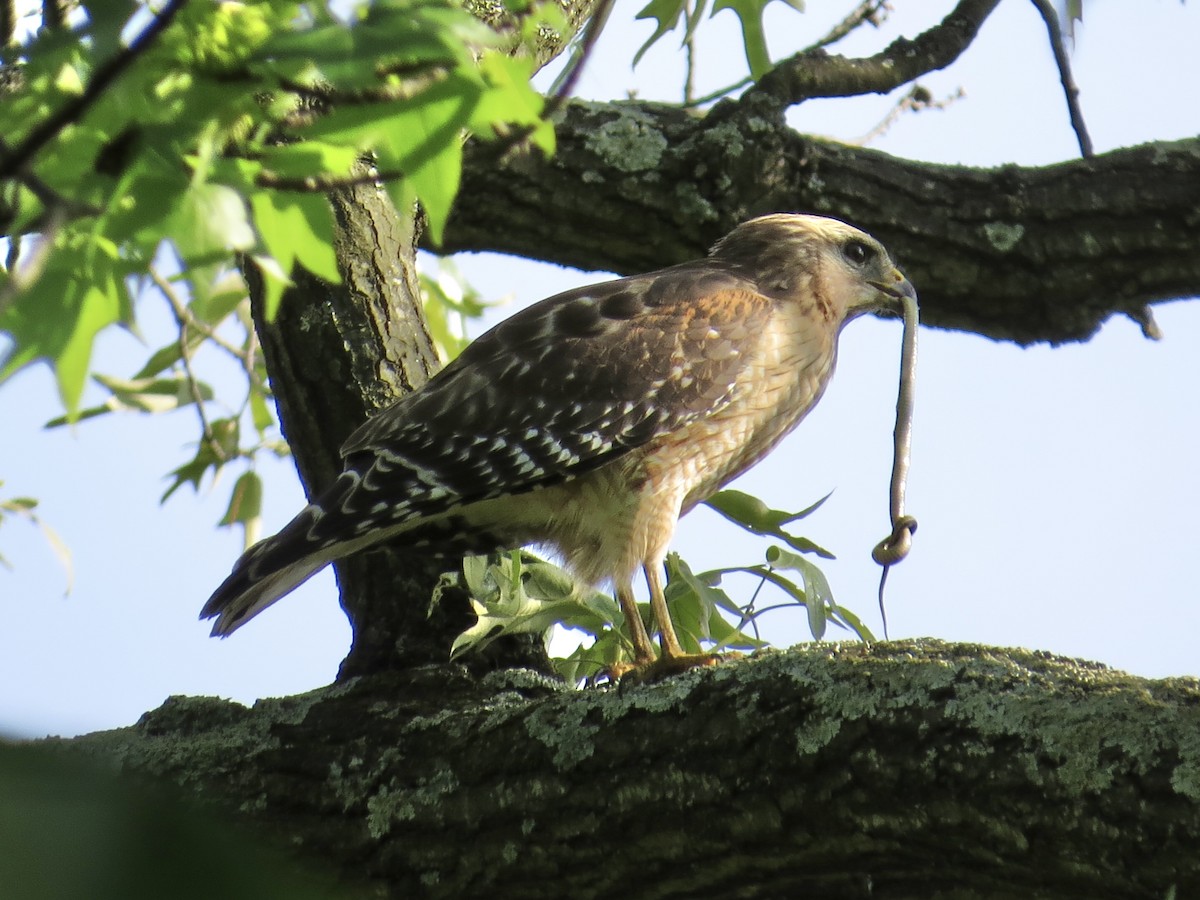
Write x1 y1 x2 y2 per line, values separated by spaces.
202 213 916 674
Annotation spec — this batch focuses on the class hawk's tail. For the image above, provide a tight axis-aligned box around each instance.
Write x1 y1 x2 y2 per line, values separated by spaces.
199 506 339 636
200 550 329 637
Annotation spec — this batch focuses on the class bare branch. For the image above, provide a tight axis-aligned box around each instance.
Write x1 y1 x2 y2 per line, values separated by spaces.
804 0 892 53
150 265 227 462
853 83 965 145
542 0 615 120
1030 0 1093 158
253 166 404 192
744 0 1000 110
450 99 1200 345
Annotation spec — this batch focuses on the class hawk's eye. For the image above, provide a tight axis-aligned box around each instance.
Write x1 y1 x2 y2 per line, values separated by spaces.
842 239 875 268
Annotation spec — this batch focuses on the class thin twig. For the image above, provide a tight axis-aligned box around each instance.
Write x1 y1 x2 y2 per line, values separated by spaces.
40 0 64 32
0 137 101 216
150 265 227 460
681 0 893 109
254 166 405 192
854 83 965 145
147 266 267 392
543 0 614 121
804 0 891 53
276 71 447 107
3 1 16 45
0 0 188 179
682 0 699 106
1029 0 1093 158
682 75 753 109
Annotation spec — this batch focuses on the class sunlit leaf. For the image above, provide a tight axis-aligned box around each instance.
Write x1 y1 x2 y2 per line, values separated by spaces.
250 190 340 284
766 544 835 640
46 374 216 426
171 183 256 265
634 0 688 66
249 388 275 434
706 489 835 558
0 243 123 419
161 418 240 502
710 0 804 79
220 470 264 548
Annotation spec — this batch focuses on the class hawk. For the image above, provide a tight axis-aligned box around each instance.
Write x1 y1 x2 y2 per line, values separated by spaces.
202 214 916 674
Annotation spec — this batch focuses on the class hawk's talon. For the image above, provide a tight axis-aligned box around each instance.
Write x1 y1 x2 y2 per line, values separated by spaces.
604 650 742 687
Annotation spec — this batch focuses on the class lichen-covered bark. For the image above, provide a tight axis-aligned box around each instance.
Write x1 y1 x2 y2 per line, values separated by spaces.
246 181 499 677
62 642 1200 899
449 102 1200 345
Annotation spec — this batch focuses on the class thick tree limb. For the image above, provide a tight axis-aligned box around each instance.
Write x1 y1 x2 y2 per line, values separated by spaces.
60 641 1200 899
449 102 1200 344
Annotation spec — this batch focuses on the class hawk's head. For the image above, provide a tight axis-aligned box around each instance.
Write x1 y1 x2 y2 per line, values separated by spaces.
710 213 916 323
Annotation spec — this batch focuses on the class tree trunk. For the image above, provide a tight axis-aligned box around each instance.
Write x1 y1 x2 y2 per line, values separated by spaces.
246 181 546 676
57 641 1200 899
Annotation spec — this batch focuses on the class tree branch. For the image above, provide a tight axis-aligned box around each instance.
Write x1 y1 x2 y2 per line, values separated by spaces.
448 100 1200 345
58 641 1200 899
746 0 1001 110
1030 0 1093 158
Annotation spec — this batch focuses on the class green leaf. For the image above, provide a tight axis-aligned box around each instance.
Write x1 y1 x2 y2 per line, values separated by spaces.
170 183 256 265
451 554 615 661
161 418 240 502
387 89 473 244
259 142 360 180
706 489 836 558
54 279 122 418
666 554 768 652
250 254 291 322
0 486 73 593
0 245 123 419
471 54 554 155
46 374 216 426
634 0 688 66
710 0 805 79
249 190 340 284
220 470 264 548
765 544 836 640
305 77 482 244
830 604 876 644
249 388 275 434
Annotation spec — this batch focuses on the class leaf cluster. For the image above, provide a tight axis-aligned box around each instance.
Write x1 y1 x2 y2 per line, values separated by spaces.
0 0 558 552
446 487 874 683
635 0 806 80
1 0 557 420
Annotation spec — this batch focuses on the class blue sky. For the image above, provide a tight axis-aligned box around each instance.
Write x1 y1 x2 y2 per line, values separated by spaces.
2 1 1198 737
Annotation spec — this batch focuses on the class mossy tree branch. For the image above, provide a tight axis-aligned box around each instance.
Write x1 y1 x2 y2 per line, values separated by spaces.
449 103 1200 345
59 642 1200 899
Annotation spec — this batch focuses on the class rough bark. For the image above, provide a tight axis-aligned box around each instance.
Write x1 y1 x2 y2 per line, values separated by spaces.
236 0 608 676
58 642 1200 899
247 182 547 676
449 102 1200 345
247 181 472 676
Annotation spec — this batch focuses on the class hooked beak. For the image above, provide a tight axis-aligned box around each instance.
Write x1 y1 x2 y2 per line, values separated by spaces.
870 268 918 315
